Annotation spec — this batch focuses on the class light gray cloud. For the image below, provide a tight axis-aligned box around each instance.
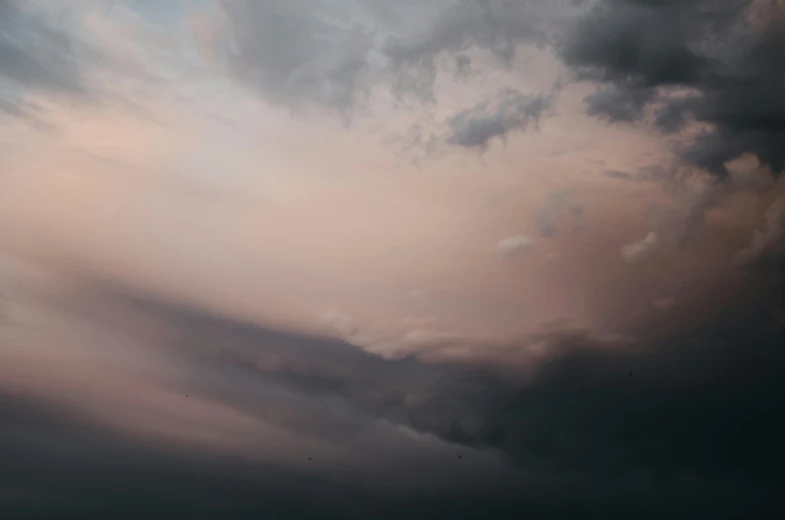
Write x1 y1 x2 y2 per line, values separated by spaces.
0 0 87 94
319 309 359 337
621 231 659 264
211 0 374 112
0 0 96 120
445 88 551 150
496 234 534 257
206 0 582 112
380 0 568 102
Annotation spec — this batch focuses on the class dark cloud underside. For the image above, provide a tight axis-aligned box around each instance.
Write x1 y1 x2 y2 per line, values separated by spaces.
3 286 784 519
562 0 785 177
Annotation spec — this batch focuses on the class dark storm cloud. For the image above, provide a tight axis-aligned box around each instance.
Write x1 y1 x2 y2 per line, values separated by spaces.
463 315 785 473
561 0 785 177
132 291 785 518
653 94 694 133
445 88 551 150
4 282 785 518
0 396 430 520
201 0 785 171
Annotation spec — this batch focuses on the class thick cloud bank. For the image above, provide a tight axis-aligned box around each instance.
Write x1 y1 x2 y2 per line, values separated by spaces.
2 276 784 519
562 0 785 177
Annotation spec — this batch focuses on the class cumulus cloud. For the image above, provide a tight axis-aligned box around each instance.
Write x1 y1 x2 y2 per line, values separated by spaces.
561 0 785 177
496 235 534 257
621 232 659 264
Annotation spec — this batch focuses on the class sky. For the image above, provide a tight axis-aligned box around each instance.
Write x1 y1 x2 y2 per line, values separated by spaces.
1 0 784 518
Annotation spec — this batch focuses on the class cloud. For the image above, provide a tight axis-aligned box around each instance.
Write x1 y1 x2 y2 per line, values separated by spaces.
5 2 785 517
314 308 636 377
735 195 785 268
445 88 551 150
439 312 785 518
2 261 785 518
0 0 97 120
380 0 569 102
319 309 359 337
561 0 785 177
533 190 583 238
1 275 512 501
210 0 374 112
584 85 656 122
203 0 581 112
621 231 659 263
674 170 778 247
0 0 88 94
496 235 534 257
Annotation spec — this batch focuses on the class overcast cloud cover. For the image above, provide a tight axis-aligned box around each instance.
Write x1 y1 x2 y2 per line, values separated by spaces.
2 0 785 518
